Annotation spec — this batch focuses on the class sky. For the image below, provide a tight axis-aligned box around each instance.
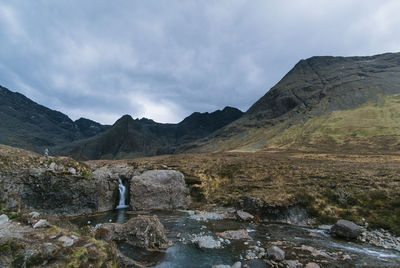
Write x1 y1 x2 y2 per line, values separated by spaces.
0 0 399 124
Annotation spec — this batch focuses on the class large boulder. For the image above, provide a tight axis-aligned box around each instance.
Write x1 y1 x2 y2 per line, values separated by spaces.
96 215 170 250
130 170 189 210
330 219 363 239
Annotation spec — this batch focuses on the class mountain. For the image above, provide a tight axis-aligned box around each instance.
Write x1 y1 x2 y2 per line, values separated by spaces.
191 52 400 153
58 107 243 160
0 86 109 153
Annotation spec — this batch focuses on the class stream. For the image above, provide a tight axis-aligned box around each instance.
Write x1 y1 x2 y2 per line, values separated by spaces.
70 209 400 267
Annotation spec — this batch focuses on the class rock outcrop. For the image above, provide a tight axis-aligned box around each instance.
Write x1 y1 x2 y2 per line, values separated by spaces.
0 146 136 215
130 170 190 210
96 215 170 250
0 217 117 267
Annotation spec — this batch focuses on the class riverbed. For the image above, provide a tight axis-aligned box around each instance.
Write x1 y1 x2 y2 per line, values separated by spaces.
70 210 400 267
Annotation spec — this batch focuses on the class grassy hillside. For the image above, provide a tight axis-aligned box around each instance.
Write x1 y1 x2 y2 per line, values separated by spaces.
191 53 400 154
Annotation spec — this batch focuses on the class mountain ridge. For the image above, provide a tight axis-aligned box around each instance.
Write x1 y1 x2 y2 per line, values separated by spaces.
189 52 400 153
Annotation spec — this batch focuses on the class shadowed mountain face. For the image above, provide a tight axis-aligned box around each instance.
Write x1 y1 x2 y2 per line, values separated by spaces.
58 107 243 160
192 52 400 153
0 86 109 153
0 85 243 159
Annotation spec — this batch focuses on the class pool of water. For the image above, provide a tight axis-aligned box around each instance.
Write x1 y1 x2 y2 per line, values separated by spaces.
70 210 400 267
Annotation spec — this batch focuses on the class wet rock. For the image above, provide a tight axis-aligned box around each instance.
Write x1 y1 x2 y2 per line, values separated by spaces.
97 215 170 250
190 211 223 221
305 262 320 268
239 196 310 225
267 246 285 261
284 260 302 268
231 262 242 268
237 210 254 221
33 219 49 229
0 214 9 225
191 235 222 249
331 220 362 239
130 170 190 210
212 265 231 268
217 229 253 240
359 229 400 250
300 245 330 258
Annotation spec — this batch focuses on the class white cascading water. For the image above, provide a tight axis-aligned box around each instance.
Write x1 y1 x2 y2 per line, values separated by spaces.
116 178 129 209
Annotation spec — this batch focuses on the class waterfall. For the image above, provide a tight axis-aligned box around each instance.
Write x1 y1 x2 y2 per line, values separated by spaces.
116 178 129 209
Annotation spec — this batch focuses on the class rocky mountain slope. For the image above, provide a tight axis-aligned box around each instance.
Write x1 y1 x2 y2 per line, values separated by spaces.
0 85 242 159
0 86 109 153
192 52 400 153
58 107 243 160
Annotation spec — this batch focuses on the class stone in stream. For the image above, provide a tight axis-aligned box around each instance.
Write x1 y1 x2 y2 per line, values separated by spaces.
330 220 363 239
217 229 253 240
236 210 254 221
96 215 170 250
190 235 222 249
130 170 190 210
231 262 242 268
267 245 285 261
284 260 302 268
305 262 320 268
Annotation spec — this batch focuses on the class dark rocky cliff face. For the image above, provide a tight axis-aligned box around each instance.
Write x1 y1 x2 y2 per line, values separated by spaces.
0 84 243 159
0 86 108 153
59 107 243 160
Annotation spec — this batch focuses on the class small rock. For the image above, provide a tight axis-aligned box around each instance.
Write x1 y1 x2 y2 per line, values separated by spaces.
83 242 95 248
217 229 252 240
29 168 46 177
68 167 76 175
212 265 231 268
0 214 9 225
236 210 254 221
58 236 74 247
71 234 79 240
29 211 40 219
267 246 285 261
191 235 221 249
33 219 49 229
49 162 57 171
305 262 320 268
43 243 58 255
284 260 302 268
231 262 242 268
343 254 351 260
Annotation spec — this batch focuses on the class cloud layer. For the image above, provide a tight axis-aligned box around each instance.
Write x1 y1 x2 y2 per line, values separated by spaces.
0 0 399 124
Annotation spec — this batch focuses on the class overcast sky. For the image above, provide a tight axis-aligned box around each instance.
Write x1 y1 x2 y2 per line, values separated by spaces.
0 0 399 124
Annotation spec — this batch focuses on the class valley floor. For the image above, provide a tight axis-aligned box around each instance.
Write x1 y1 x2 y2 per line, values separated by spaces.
90 150 400 235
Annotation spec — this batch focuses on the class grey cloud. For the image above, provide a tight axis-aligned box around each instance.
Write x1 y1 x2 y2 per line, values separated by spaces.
0 0 399 124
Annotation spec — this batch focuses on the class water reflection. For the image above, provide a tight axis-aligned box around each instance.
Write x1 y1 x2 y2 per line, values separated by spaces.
117 208 126 223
